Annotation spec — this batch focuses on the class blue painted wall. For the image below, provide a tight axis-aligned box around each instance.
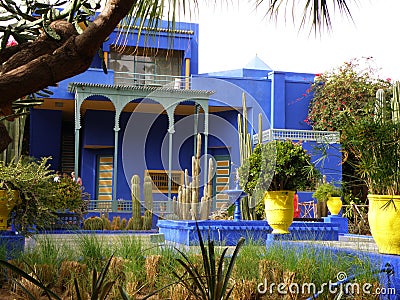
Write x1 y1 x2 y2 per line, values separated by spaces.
83 110 114 147
301 141 342 184
29 109 62 170
103 19 199 76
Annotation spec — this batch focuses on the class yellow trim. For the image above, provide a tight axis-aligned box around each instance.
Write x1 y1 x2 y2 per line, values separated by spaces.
103 51 108 68
78 22 87 31
185 58 190 90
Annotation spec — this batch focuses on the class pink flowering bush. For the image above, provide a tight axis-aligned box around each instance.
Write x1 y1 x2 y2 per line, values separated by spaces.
306 58 390 134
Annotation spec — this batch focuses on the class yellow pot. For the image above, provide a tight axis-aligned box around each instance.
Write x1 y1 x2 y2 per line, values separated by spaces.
327 197 342 215
264 191 295 234
368 194 400 255
0 190 19 230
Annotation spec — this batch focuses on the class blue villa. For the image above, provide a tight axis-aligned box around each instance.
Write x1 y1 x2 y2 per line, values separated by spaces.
28 19 341 216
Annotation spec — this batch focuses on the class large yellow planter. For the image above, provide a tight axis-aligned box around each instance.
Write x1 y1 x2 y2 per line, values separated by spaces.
368 194 400 255
0 190 19 230
327 197 342 215
264 191 295 234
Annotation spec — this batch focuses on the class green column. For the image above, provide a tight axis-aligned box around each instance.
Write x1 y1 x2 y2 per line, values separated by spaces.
203 105 209 187
112 109 121 212
194 104 200 157
74 96 83 184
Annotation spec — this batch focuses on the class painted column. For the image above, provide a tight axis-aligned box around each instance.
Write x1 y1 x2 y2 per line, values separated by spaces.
112 108 122 212
203 105 209 188
193 104 200 157
74 95 83 183
165 105 177 206
168 127 174 202
268 71 286 129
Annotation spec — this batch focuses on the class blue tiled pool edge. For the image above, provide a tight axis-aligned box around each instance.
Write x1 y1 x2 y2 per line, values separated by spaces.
157 218 347 246
265 240 400 299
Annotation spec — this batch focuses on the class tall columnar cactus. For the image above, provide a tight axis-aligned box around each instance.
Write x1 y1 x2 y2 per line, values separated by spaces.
206 157 214 214
144 175 153 211
177 186 183 219
199 158 214 220
376 82 400 124
237 93 260 220
392 82 400 124
130 174 142 230
0 116 26 163
175 133 215 220
190 133 202 220
143 175 153 229
375 89 386 123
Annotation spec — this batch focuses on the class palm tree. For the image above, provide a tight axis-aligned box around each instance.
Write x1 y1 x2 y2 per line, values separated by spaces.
261 0 355 34
0 0 354 151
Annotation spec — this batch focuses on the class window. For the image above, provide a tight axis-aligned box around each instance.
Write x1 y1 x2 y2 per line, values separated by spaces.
109 46 182 86
145 170 184 193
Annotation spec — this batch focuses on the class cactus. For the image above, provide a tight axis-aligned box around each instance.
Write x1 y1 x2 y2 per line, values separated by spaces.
206 157 214 216
392 82 400 124
376 82 400 124
144 175 153 211
182 180 189 220
143 210 153 230
177 186 183 219
121 218 127 230
200 194 208 220
101 214 111 230
375 89 386 123
237 93 260 220
111 216 121 230
176 133 215 220
143 175 154 228
0 116 26 163
131 174 143 230
127 217 142 230
83 216 104 230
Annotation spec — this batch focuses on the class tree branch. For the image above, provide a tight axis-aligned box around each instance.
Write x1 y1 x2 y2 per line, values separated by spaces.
0 0 136 117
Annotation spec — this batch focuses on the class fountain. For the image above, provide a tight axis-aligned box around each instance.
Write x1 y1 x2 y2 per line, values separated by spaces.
157 172 345 245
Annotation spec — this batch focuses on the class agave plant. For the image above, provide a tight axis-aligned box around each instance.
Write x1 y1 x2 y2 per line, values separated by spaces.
0 255 117 300
171 223 245 300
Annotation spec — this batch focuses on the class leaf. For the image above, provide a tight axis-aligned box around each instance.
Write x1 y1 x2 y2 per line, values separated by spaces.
74 278 82 300
118 285 131 300
0 259 62 300
43 22 61 40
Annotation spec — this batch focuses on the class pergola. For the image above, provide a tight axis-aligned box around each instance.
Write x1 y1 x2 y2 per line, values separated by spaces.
68 82 214 210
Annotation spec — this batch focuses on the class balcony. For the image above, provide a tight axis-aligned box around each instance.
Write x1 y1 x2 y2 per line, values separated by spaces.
114 72 190 89
254 129 340 144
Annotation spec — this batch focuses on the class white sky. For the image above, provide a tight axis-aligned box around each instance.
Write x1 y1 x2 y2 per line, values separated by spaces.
192 1 399 79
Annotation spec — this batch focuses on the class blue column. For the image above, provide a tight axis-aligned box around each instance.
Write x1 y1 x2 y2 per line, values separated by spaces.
268 71 286 129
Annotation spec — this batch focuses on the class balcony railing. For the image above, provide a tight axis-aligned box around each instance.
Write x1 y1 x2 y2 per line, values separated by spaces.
114 72 190 89
87 199 171 215
254 129 340 144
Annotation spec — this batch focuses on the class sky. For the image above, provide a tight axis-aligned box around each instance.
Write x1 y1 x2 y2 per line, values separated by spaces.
191 1 399 79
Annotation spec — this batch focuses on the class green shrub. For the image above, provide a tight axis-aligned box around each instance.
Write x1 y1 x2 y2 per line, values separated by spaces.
239 140 320 203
